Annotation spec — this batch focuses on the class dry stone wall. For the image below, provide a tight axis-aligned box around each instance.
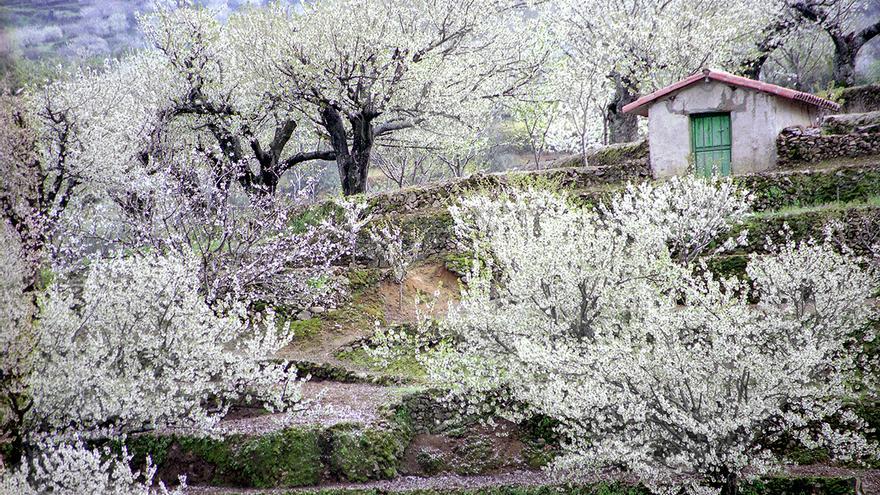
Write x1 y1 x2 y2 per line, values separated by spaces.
776 112 880 166
834 84 880 113
364 160 650 216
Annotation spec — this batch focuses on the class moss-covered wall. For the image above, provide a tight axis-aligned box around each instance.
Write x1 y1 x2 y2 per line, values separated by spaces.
729 206 880 257
734 165 880 211
553 140 649 169
126 419 413 488
830 84 880 114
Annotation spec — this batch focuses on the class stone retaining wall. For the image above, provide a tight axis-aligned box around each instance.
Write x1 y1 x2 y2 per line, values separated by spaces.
776 115 880 166
834 84 880 113
363 161 650 216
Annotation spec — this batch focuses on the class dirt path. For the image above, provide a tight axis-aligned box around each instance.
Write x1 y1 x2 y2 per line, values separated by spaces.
183 464 879 494
184 470 552 494
216 382 405 435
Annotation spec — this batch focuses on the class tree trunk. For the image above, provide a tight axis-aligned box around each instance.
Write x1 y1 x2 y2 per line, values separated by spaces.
607 74 638 144
788 2 880 88
831 34 860 87
335 152 371 196
719 469 739 495
321 105 373 196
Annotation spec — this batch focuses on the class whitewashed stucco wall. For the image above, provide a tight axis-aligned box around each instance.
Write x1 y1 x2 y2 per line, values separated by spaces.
646 80 821 177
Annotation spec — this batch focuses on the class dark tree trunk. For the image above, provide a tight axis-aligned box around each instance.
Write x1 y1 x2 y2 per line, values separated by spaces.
607 73 638 144
831 34 861 87
789 1 880 88
721 473 739 495
321 105 374 196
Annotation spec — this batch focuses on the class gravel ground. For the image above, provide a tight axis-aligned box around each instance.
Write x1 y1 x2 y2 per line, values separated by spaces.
214 381 400 435
184 470 553 494
181 465 880 494
785 464 878 494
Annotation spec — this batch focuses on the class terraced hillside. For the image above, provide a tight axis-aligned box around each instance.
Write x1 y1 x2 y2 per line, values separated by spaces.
97 146 880 495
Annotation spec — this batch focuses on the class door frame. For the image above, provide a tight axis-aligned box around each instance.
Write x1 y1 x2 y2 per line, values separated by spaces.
689 111 732 177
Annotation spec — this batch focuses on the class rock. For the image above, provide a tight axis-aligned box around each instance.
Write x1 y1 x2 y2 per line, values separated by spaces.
309 306 326 314
296 310 312 320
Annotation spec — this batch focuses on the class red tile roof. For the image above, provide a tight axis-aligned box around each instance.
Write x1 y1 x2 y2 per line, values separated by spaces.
621 68 841 116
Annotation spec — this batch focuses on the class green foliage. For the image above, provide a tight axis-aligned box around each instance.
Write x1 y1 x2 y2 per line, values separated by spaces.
323 423 410 482
520 414 561 468
705 255 750 281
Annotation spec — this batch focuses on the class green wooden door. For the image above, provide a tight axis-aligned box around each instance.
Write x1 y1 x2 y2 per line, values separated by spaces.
691 113 731 177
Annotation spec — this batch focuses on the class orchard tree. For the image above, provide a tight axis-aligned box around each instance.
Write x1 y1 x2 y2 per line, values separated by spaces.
427 180 878 494
1 252 302 467
0 440 183 494
137 0 544 196
507 98 559 170
763 27 836 90
788 0 880 86
0 87 81 298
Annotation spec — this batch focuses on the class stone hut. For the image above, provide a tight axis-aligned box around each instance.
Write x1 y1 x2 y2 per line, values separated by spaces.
622 68 840 177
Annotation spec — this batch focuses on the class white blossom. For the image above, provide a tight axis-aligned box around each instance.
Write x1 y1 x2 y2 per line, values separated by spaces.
0 440 183 495
28 252 300 437
432 178 878 494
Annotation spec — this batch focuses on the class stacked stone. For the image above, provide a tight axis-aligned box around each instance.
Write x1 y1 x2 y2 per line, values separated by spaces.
401 390 473 435
776 112 880 166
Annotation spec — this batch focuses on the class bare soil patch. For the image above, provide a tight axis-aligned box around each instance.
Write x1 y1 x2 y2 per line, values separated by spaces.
378 262 461 323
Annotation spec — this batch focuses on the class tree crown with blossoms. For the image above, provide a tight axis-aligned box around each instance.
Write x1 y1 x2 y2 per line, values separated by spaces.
426 178 877 494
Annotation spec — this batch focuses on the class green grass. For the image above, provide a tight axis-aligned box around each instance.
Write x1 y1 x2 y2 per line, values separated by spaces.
336 347 426 379
751 195 880 218
286 317 323 340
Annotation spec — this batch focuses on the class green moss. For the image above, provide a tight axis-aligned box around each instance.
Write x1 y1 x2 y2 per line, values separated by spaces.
737 165 880 212
415 447 447 475
741 476 856 495
348 267 384 292
784 446 831 465
450 436 501 475
125 434 174 470
722 205 880 258
287 317 323 339
208 477 858 495
323 423 410 482
588 140 649 167
232 427 323 488
335 347 426 379
444 252 475 277
176 435 237 483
